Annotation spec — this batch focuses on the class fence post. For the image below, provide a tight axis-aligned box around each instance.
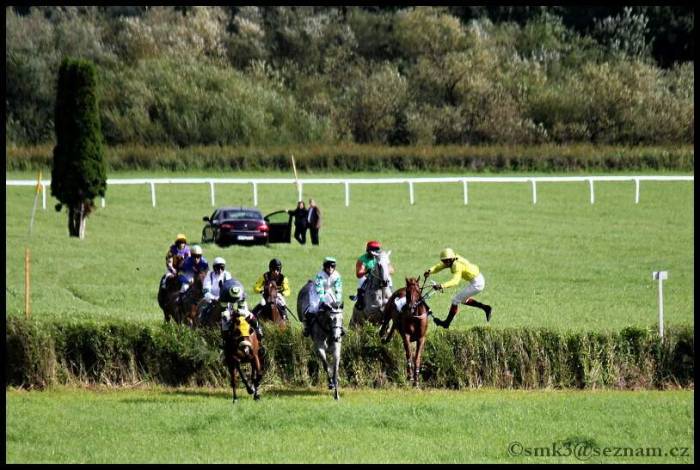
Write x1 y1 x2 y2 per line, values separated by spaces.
344 181 350 207
462 180 468 205
652 271 668 338
41 183 46 210
209 181 216 207
252 182 258 207
635 178 640 204
24 247 30 319
531 179 537 204
150 182 156 207
101 197 105 208
408 181 414 205
589 178 595 204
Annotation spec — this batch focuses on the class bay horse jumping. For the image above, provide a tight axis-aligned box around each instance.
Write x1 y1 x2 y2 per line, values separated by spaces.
381 277 436 387
257 278 288 330
222 313 263 403
158 254 184 324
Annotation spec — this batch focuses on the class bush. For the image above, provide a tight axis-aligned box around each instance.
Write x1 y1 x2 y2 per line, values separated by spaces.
5 316 694 390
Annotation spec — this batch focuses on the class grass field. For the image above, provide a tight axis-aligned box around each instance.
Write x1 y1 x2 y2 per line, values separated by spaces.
5 170 694 332
5 386 694 463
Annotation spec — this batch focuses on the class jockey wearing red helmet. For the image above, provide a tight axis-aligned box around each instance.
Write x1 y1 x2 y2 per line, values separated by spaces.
351 240 383 310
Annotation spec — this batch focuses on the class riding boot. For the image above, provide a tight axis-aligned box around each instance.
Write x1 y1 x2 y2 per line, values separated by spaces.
434 304 459 329
353 288 365 310
465 298 493 322
302 314 313 337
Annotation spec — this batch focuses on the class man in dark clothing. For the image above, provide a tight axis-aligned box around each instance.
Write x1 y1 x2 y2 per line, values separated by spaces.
307 198 321 245
288 200 308 245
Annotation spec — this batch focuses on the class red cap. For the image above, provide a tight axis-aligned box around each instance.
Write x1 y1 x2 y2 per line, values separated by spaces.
366 240 381 251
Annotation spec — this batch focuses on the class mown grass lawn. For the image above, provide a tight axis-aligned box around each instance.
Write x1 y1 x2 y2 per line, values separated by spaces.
6 170 693 332
5 385 694 464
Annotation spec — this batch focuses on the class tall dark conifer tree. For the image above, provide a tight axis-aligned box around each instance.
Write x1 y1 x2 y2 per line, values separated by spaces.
51 58 107 239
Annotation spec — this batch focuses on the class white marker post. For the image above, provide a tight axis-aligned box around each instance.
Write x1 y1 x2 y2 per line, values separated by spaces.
652 271 668 338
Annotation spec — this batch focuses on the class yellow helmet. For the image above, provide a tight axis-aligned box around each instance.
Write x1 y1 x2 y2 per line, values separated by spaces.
440 248 456 261
175 233 187 243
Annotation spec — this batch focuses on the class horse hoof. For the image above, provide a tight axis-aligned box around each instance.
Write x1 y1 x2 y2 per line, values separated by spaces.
254 393 260 401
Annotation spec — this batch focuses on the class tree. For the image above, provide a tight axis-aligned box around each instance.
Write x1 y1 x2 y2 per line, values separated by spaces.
51 58 107 239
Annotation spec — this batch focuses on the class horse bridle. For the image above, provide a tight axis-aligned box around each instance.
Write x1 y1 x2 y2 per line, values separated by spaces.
405 276 431 317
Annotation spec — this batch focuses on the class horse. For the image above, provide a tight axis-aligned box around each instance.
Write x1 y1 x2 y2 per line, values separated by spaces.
297 280 343 400
194 277 246 329
349 250 393 328
256 278 288 330
158 254 184 324
222 313 263 403
381 277 434 387
180 270 206 328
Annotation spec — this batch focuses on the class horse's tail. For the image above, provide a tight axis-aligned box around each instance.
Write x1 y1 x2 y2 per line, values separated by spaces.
296 280 314 322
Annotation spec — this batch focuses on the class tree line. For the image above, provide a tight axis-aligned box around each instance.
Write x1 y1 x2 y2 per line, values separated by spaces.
6 6 694 148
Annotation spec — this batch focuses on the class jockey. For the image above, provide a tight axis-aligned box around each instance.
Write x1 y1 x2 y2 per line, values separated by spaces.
177 244 209 295
350 240 393 310
220 285 254 339
251 258 291 319
199 256 233 322
303 257 343 337
161 233 190 288
219 280 263 339
423 248 492 329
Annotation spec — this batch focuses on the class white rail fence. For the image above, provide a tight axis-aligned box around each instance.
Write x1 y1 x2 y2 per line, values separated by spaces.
7 176 693 209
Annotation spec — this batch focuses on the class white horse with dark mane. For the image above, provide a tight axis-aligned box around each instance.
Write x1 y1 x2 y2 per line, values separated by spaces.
349 250 393 328
297 280 344 400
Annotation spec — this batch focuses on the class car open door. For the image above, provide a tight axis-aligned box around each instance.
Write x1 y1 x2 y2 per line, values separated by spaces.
264 210 292 243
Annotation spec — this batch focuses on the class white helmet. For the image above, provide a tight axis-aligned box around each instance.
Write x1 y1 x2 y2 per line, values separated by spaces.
213 257 226 266
191 245 203 256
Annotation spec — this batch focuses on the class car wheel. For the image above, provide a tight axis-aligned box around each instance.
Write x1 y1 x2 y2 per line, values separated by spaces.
202 226 214 244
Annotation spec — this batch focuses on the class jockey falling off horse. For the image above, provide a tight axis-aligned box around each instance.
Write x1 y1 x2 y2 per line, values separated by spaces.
251 258 291 319
198 256 233 323
351 240 394 310
424 248 492 329
303 257 344 337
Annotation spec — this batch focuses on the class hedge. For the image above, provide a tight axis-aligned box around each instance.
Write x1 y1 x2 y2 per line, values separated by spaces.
6 144 694 173
5 317 693 390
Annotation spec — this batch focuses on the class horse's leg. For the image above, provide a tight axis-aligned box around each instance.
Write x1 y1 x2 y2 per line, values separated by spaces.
332 341 341 400
230 362 238 403
402 333 413 383
315 344 333 390
413 335 427 387
236 362 254 395
252 353 262 400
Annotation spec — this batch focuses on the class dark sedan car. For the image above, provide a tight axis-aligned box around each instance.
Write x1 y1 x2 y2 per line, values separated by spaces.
201 207 292 246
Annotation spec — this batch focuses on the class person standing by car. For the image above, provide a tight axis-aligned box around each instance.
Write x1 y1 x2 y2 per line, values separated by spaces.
288 201 308 245
307 198 322 246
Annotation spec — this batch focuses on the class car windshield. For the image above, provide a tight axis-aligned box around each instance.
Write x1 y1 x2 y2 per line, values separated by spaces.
222 210 262 220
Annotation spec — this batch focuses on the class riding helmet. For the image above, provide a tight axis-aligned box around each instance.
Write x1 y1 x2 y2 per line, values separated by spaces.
440 248 456 261
323 256 337 269
366 240 381 252
175 233 187 243
191 245 203 256
213 256 226 268
269 258 282 271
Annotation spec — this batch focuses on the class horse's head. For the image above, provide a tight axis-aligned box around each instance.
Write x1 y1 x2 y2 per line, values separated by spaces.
264 278 278 304
370 250 392 288
405 277 422 313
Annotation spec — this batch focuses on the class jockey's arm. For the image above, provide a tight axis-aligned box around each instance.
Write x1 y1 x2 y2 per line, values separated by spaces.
253 275 265 294
280 277 291 297
427 262 446 276
355 259 367 279
441 269 462 289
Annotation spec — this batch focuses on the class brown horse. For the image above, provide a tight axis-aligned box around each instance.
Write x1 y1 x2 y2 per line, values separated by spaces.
180 271 206 328
222 314 263 403
158 254 184 324
381 277 430 387
256 278 288 330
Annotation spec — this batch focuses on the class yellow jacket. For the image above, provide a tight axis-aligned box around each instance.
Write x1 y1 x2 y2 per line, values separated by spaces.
253 272 291 297
428 255 480 288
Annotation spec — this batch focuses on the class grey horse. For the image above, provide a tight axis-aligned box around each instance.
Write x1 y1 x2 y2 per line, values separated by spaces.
349 250 393 328
297 280 344 400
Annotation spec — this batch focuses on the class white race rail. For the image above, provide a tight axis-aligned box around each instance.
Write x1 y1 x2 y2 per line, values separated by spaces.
6 176 693 209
